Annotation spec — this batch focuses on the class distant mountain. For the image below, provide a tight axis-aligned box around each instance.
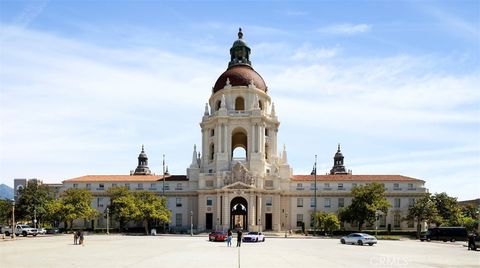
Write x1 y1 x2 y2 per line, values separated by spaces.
0 184 14 200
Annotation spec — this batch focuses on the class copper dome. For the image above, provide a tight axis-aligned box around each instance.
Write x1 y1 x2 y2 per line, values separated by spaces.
213 65 267 93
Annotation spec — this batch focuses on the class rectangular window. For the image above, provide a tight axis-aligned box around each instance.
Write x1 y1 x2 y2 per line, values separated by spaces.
176 213 182 227
265 128 269 136
176 183 183 190
394 198 401 208
265 180 273 188
266 197 272 206
112 183 117 187
164 183 170 191
297 198 303 207
310 197 316 208
205 180 214 187
310 183 317 190
394 214 401 228
408 183 415 190
176 198 182 207
86 183 91 190
324 183 331 190
296 214 303 227
206 197 213 206
150 183 156 189
137 183 143 190
125 183 130 190
73 183 78 188
210 129 214 137
337 183 344 190
338 198 345 208
97 197 104 207
394 183 400 190
324 198 331 208
380 215 386 227
99 183 104 189
296 183 303 190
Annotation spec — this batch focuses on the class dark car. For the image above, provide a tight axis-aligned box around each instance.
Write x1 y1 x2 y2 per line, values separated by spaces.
46 228 60 234
208 231 227 242
420 227 468 242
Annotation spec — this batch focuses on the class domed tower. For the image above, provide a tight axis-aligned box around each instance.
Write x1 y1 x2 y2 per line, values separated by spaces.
329 144 348 175
195 28 284 175
133 145 152 175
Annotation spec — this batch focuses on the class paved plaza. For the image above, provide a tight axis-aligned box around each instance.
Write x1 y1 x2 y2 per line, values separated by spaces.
1 234 479 268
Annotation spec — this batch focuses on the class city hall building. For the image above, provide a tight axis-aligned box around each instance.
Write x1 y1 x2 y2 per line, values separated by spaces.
59 29 427 232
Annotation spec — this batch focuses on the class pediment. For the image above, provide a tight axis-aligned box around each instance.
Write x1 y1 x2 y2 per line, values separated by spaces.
223 181 254 190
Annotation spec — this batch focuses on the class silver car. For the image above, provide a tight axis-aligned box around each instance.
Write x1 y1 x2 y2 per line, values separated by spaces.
340 233 377 246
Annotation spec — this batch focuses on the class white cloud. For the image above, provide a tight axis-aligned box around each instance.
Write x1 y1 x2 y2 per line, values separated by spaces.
291 44 339 61
317 23 371 35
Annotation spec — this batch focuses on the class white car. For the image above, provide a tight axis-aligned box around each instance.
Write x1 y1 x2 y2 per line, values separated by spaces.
340 233 377 246
37 228 47 235
242 232 265 242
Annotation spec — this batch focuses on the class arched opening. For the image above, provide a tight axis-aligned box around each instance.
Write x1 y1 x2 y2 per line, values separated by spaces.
209 143 215 161
230 196 248 230
231 128 248 160
258 100 263 110
215 100 221 111
265 143 269 160
235 97 245 111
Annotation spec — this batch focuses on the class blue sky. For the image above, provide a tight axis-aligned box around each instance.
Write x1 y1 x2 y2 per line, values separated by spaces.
0 0 479 200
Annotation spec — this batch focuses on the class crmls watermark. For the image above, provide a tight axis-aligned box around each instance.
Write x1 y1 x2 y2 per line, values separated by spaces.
370 256 408 266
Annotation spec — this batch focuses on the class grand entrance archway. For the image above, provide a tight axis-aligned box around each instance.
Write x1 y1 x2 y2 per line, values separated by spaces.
230 196 248 230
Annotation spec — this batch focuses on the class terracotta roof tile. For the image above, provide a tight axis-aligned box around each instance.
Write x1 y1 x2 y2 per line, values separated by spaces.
63 175 188 183
292 174 424 182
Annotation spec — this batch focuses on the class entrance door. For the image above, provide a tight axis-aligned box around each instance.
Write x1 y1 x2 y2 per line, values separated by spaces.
265 213 272 230
230 196 248 230
206 213 213 230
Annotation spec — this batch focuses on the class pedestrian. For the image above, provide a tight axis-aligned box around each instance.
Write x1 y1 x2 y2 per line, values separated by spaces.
73 231 78 245
468 232 477 251
236 229 243 247
227 229 233 247
79 231 84 246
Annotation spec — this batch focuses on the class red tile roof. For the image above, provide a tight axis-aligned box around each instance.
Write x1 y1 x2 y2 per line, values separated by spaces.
292 174 424 182
63 175 188 183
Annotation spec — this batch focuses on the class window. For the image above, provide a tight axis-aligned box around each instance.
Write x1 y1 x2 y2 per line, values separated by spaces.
394 213 401 228
296 214 303 227
394 198 401 208
310 197 316 208
394 183 400 190
150 183 156 189
112 183 117 187
206 197 213 206
324 198 331 208
265 128 269 136
310 183 317 190
97 197 104 207
338 198 345 208
164 184 170 191
265 180 273 188
176 213 182 227
210 144 215 161
266 197 272 206
176 198 182 207
297 198 303 207
408 198 415 207
352 183 357 188
73 183 78 188
380 215 386 227
235 96 245 110
137 183 143 190
205 180 214 187
337 183 344 190
210 129 215 137
296 183 303 190
324 183 331 190
99 183 104 189
86 183 91 190
125 183 130 190
215 100 221 111
408 183 415 190
176 183 183 190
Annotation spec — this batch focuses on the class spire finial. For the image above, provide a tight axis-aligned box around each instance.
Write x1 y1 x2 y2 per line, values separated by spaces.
142 144 144 152
338 143 341 151
238 27 243 39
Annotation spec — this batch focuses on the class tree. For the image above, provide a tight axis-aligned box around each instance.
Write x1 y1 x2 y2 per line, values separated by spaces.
313 212 340 235
61 188 98 230
108 186 138 231
339 182 390 231
133 191 170 235
432 192 462 226
0 199 13 225
16 180 53 227
405 193 438 238
44 199 66 228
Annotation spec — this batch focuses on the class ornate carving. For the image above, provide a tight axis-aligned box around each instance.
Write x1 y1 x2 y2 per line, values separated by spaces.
224 162 255 186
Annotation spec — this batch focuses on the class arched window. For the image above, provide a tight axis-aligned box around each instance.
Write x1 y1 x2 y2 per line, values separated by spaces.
233 147 247 159
235 97 245 111
215 100 221 111
210 143 215 161
231 127 248 160
258 100 263 110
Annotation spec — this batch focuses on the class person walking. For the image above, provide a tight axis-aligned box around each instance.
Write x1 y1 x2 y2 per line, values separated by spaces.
236 229 243 247
73 231 78 245
79 231 84 246
227 229 233 247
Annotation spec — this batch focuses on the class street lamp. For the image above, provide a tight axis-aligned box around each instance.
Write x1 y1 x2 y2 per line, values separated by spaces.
311 155 317 236
11 200 15 240
33 208 37 229
285 212 288 238
106 207 110 235
190 211 193 236
375 211 382 237
258 218 262 232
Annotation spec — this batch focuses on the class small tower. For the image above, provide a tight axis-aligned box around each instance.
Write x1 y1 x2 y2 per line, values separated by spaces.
330 144 348 175
133 145 152 175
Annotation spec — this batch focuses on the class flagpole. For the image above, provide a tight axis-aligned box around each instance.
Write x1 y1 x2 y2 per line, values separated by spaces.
313 155 317 236
163 154 166 233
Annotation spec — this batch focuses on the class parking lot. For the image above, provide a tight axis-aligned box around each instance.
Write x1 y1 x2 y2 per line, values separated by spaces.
1 234 478 268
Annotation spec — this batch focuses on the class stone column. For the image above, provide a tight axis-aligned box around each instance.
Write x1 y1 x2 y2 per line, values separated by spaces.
257 194 263 231
249 194 256 230
222 192 230 229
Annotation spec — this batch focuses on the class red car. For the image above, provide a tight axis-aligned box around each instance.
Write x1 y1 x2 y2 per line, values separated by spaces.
209 231 227 242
